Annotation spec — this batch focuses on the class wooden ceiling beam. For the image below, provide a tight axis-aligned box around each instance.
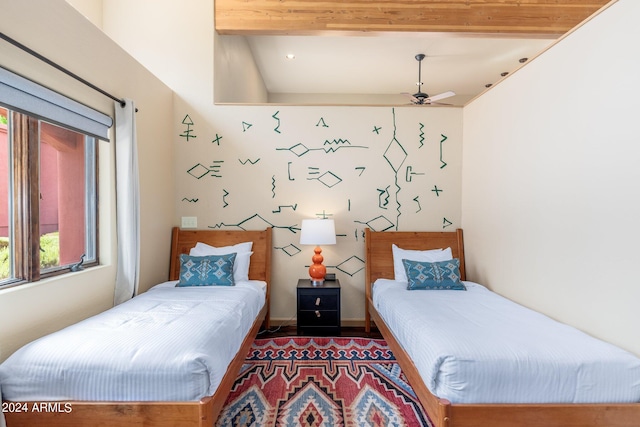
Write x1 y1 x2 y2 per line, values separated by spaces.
215 0 612 37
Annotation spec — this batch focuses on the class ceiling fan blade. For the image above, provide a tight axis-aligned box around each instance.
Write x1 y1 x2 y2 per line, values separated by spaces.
401 92 420 104
425 90 455 103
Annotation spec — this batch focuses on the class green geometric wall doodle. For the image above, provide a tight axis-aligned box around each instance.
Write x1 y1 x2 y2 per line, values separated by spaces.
377 186 390 209
383 108 406 229
335 255 365 276
207 213 298 234
275 244 302 257
405 165 425 182
187 161 223 179
355 215 395 232
179 114 196 141
273 204 298 213
277 140 367 157
440 134 448 169
307 169 342 188
239 158 260 165
271 176 276 198
272 111 281 133
222 189 229 207
287 162 295 180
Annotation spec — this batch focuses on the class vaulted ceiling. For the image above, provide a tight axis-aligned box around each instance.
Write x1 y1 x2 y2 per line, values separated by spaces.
214 0 612 105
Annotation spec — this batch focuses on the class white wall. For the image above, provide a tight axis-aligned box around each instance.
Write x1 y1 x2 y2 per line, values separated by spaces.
462 0 640 355
215 35 268 103
0 0 174 361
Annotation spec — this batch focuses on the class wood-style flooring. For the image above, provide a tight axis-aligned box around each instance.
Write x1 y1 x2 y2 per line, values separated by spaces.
258 325 382 339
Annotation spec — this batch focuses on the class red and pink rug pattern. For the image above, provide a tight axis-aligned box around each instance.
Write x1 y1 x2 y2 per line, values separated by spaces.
216 337 432 427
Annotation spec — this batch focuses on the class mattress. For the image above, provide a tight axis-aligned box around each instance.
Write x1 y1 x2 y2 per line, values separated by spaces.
373 279 640 404
0 280 265 402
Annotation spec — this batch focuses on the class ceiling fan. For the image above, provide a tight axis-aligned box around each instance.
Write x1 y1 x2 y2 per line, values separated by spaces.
402 53 455 105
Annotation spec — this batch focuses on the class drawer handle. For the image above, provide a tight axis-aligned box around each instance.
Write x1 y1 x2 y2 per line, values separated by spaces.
315 310 321 318
315 297 321 306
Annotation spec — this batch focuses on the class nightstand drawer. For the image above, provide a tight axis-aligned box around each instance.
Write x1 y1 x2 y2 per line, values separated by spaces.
298 293 338 310
298 309 339 327
296 279 341 336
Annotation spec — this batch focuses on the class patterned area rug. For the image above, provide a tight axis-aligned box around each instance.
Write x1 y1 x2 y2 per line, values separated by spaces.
216 337 432 427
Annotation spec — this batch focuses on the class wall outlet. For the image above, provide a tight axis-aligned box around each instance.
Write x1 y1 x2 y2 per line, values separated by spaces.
181 216 197 229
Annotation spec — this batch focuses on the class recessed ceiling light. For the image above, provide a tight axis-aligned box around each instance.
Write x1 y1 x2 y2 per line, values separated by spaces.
285 53 295 60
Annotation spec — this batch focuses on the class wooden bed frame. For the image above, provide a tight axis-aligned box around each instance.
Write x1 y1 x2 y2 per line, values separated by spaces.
4 226 272 427
364 228 640 427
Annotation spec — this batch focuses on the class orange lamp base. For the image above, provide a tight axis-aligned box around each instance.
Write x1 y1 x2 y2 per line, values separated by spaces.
308 246 326 285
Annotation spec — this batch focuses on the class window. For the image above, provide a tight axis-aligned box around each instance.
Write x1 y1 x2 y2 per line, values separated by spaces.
0 106 98 286
0 66 111 287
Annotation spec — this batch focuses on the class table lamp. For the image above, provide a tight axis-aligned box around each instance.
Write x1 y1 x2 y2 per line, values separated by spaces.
299 218 336 285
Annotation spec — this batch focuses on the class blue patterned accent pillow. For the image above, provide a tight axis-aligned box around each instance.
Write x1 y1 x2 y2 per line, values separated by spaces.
177 253 236 287
402 258 466 290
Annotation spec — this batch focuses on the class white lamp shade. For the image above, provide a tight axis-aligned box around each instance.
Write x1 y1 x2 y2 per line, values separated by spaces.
299 219 336 245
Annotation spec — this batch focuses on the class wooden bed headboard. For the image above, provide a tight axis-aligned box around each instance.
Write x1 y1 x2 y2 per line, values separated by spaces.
364 228 465 332
365 228 465 284
168 227 272 283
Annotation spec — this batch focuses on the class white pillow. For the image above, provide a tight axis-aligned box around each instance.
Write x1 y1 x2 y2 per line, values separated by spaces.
392 244 453 282
189 241 253 282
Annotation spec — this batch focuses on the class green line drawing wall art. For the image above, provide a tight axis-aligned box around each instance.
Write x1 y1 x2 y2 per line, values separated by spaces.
277 140 367 157
413 195 422 213
440 134 449 168
187 161 224 179
174 105 462 323
355 215 395 232
211 133 222 145
272 111 281 133
222 189 229 208
238 158 260 165
206 213 298 234
272 204 297 213
316 117 329 127
382 108 407 229
180 114 196 141
307 169 342 188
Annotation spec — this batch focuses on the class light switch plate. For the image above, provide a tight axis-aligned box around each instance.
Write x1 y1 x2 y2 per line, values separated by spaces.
181 216 197 229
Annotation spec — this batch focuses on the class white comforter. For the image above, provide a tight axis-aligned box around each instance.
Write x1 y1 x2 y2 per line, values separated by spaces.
373 279 640 404
0 280 265 402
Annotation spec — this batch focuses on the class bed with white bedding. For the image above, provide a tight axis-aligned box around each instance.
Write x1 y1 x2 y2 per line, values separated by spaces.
1 227 272 427
373 279 640 405
364 228 640 427
1 280 265 402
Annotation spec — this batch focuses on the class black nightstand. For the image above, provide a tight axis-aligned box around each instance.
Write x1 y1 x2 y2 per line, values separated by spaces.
296 279 341 336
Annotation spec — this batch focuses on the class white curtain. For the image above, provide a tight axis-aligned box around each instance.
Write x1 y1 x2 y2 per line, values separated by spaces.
114 99 140 305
